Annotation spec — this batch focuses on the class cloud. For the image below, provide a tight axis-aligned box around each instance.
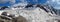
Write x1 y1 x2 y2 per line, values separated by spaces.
0 0 15 4
0 0 9 4
9 0 15 4
46 0 60 9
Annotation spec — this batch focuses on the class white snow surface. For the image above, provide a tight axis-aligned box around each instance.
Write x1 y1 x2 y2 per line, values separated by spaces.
16 7 60 22
18 8 50 22
1 7 57 22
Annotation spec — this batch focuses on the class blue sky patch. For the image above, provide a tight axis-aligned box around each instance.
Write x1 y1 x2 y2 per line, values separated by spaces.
0 0 47 6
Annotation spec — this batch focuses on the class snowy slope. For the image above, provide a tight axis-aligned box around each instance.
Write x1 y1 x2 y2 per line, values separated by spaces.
0 3 60 22
1 7 52 22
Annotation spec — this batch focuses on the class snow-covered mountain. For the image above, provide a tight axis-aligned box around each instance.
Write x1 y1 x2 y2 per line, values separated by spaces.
0 3 60 22
13 3 60 22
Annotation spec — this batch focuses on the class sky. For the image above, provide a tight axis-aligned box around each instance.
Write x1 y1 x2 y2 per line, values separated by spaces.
0 0 47 6
47 0 60 9
0 0 60 9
